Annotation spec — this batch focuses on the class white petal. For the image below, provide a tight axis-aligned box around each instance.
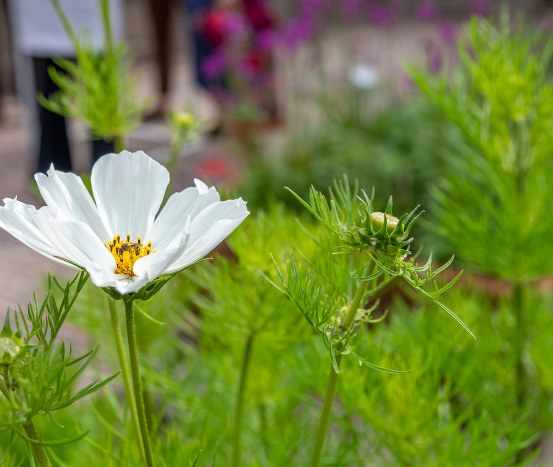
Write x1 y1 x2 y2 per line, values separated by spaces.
188 198 249 246
165 198 249 273
86 262 146 295
34 207 115 269
91 151 170 240
148 179 220 251
0 198 76 268
35 165 109 239
194 178 209 194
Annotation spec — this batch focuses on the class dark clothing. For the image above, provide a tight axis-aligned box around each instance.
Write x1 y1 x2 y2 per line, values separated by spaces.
33 57 114 173
146 0 173 95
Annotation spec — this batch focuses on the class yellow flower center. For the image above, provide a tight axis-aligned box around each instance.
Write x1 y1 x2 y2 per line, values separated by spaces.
104 234 156 276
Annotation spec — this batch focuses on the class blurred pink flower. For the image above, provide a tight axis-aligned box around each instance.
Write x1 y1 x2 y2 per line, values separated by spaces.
197 156 234 181
415 1 438 21
225 13 248 41
438 22 457 44
342 0 363 22
368 3 394 26
468 0 490 16
430 49 442 74
280 18 315 50
256 29 275 50
299 0 326 17
426 40 442 74
201 53 226 79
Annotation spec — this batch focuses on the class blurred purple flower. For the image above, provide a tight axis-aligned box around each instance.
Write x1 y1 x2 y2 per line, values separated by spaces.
299 0 326 18
368 3 394 26
201 53 226 79
225 13 248 41
415 1 438 21
342 0 363 22
430 49 442 74
256 29 275 51
438 22 457 44
280 18 315 51
402 71 416 90
426 41 442 74
468 0 490 16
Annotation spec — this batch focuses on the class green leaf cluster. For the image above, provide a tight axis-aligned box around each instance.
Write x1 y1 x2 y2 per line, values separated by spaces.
37 0 146 142
0 273 117 457
271 178 472 375
408 13 553 280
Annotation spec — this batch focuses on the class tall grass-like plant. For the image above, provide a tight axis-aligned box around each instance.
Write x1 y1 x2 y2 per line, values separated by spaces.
408 12 553 418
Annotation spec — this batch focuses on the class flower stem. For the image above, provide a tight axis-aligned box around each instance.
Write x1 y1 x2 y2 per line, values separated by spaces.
513 281 525 408
0 373 51 467
23 422 52 467
124 299 155 467
114 135 124 153
108 299 146 464
309 263 372 467
232 331 256 467
513 281 526 463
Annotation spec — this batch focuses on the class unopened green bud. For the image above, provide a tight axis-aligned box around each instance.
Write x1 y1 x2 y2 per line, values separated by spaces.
0 336 22 366
171 111 195 130
370 212 401 236
0 310 25 366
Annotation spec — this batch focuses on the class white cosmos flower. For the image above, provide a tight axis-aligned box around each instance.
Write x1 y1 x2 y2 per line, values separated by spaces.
0 151 249 296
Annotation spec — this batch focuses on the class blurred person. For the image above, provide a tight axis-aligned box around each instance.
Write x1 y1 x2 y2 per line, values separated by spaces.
145 0 175 119
0 0 13 122
7 0 123 173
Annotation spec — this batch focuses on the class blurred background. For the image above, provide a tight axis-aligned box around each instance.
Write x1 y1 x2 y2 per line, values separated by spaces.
0 0 550 311
3 2 553 466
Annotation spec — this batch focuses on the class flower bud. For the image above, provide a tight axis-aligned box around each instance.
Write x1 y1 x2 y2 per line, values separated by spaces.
0 311 24 366
0 336 22 366
370 212 401 236
171 111 195 130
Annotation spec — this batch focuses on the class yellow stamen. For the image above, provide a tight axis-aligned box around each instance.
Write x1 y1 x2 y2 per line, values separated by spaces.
105 236 155 276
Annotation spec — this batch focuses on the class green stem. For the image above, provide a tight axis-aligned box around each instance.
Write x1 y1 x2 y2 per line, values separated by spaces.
257 402 271 456
114 135 124 153
124 299 155 467
108 299 146 464
309 356 343 467
232 332 256 467
513 282 525 407
0 374 8 399
513 281 525 463
99 0 114 52
0 374 51 467
309 263 372 467
23 423 52 467
50 0 78 47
